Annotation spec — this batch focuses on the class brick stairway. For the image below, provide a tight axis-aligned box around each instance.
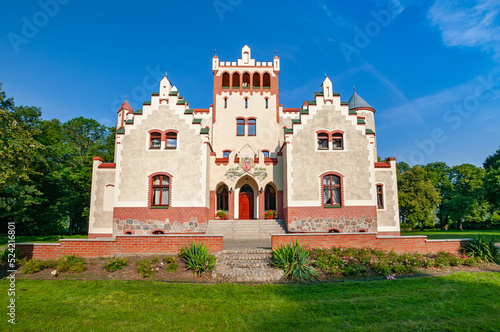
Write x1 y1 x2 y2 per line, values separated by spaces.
212 249 284 282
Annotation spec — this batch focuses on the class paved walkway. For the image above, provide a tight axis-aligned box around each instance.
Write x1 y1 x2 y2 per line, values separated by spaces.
223 238 271 250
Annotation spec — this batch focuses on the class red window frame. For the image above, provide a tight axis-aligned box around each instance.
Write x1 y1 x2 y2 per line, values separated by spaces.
150 132 162 149
248 118 256 136
236 118 245 136
322 174 342 207
165 132 177 149
150 174 170 207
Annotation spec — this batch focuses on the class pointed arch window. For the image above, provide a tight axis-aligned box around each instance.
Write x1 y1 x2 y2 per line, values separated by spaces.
217 185 229 211
265 184 276 211
323 174 341 207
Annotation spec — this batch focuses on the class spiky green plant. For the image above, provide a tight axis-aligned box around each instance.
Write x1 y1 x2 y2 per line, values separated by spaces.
272 241 319 281
179 242 217 277
462 236 499 264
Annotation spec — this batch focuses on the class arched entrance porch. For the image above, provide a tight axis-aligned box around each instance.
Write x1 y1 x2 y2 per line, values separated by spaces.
234 176 258 220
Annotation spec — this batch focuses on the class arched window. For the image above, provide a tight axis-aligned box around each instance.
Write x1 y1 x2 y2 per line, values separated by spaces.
165 132 177 149
328 229 340 233
237 118 245 136
232 72 240 88
223 151 231 159
265 184 276 211
217 185 229 211
318 133 329 150
222 72 230 88
323 174 341 207
263 73 271 88
262 150 270 158
377 184 384 208
124 231 132 235
224 97 228 108
248 119 256 136
332 133 343 150
253 73 260 88
151 175 170 207
150 132 162 149
152 230 165 235
245 98 248 109
242 73 250 88
265 98 269 109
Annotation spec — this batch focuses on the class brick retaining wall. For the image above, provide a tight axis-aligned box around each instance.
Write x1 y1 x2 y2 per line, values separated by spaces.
271 233 466 254
17 235 223 260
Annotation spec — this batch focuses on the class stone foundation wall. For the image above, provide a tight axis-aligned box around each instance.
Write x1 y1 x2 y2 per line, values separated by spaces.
288 216 376 233
113 218 207 235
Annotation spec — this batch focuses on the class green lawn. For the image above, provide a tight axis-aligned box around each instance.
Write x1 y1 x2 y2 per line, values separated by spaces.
1 272 499 331
401 229 500 242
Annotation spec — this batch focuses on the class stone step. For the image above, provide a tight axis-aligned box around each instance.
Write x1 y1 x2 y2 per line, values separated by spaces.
213 249 283 282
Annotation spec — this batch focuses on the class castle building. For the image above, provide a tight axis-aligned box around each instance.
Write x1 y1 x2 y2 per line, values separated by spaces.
88 46 400 239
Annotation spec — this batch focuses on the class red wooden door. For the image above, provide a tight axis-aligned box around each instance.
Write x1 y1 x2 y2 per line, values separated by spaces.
239 185 254 219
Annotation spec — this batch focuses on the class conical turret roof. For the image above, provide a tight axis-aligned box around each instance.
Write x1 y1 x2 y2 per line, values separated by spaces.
348 89 374 112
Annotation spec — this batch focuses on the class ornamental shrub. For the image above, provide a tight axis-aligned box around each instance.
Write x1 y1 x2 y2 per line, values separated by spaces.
179 242 217 277
56 255 86 273
22 259 57 274
272 241 319 281
462 236 500 264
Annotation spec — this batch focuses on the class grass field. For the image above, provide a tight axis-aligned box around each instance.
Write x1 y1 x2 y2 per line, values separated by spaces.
1 272 499 331
401 229 500 242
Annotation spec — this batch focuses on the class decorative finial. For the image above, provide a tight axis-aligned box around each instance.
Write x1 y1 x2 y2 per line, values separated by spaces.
125 95 128 101
325 72 327 78
165 70 168 77
274 50 277 56
214 49 217 56
353 85 356 92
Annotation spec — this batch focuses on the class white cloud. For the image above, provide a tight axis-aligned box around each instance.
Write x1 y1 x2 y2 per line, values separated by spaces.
428 0 500 59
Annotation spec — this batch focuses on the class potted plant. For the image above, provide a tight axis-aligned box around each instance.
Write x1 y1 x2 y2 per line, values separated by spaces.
216 210 229 220
264 210 276 219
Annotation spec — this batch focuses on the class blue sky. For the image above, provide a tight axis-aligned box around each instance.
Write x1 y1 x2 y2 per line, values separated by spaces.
1 0 499 167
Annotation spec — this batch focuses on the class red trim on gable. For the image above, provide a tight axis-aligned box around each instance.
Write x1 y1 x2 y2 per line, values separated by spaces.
283 108 300 113
98 163 116 169
374 162 391 168
215 158 229 166
351 106 375 113
93 156 103 162
194 109 209 114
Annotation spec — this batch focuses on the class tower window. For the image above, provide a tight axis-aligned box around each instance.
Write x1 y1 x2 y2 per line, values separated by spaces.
232 72 240 88
248 119 256 136
242 73 250 87
237 119 245 136
265 98 268 109
224 98 228 108
253 73 260 88
263 73 271 88
222 72 230 88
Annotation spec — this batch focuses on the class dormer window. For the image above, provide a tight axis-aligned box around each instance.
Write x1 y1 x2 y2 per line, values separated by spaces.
223 151 231 158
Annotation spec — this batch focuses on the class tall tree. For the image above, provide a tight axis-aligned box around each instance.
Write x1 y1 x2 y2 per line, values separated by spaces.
424 162 453 229
484 147 500 212
398 165 441 230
